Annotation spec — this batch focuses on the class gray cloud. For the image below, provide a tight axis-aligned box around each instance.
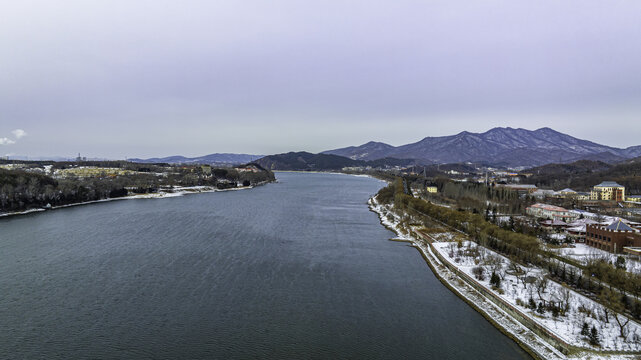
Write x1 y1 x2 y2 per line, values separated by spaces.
1 1 640 158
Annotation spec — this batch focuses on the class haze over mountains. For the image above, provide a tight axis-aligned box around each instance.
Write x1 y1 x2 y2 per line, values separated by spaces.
323 127 641 167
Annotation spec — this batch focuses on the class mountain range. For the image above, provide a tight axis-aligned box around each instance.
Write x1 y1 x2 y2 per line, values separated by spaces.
128 153 263 166
322 127 641 167
127 127 641 169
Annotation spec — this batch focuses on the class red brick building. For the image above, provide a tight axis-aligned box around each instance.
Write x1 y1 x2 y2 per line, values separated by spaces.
585 219 641 253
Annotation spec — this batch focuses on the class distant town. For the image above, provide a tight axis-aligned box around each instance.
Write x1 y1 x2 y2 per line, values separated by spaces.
368 163 641 256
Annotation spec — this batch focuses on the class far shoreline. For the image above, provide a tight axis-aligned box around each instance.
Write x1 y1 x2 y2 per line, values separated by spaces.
0 181 272 220
273 169 383 180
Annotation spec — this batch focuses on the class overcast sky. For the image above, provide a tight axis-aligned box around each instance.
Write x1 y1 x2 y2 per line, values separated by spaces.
1 1 640 159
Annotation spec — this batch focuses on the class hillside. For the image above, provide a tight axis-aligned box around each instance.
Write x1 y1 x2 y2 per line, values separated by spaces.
522 157 641 193
254 152 414 171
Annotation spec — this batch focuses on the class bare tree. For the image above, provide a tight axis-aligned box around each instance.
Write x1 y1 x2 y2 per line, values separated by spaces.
508 260 527 288
535 277 549 306
484 253 505 280
558 287 571 315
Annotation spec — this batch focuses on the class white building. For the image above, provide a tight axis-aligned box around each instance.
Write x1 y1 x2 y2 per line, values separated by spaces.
526 203 579 221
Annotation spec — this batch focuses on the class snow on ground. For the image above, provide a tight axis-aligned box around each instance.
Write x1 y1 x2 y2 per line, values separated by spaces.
551 233 567 242
432 241 641 352
368 198 413 241
369 195 641 359
429 232 458 242
553 244 641 274
369 198 567 359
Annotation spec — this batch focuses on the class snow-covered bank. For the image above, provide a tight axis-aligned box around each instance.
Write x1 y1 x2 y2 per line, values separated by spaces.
0 208 46 218
368 195 641 360
433 241 641 352
0 183 267 219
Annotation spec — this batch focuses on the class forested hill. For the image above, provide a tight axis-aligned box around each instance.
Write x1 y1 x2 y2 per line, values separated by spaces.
525 160 613 176
521 157 641 193
254 151 414 171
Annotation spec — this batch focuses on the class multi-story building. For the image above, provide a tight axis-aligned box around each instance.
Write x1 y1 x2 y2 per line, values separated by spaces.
501 184 538 197
590 181 625 201
531 189 558 199
565 218 600 243
559 188 576 196
526 203 578 221
575 192 591 201
585 219 641 253
626 195 641 203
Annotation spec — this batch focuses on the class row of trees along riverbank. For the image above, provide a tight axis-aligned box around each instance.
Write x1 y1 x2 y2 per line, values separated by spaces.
376 178 641 321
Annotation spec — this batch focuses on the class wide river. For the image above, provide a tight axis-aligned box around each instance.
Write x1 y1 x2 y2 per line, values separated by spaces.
0 172 531 359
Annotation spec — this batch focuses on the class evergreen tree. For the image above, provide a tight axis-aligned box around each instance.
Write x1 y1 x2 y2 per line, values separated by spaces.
490 271 501 288
580 322 589 336
528 297 536 310
589 326 600 346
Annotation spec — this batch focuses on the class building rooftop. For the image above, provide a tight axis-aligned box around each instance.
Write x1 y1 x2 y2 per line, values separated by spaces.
503 184 537 189
567 218 599 227
532 189 557 195
559 188 576 193
567 225 587 233
606 219 635 232
529 203 568 212
541 219 568 226
595 181 623 188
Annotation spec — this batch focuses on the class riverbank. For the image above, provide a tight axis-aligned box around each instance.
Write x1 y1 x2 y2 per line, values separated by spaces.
0 181 272 219
368 195 641 360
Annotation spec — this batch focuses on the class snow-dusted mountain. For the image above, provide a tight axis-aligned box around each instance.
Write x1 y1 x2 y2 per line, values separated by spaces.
323 127 641 167
324 141 396 160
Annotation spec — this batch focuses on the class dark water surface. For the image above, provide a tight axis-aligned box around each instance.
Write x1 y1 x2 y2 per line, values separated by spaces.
0 172 531 359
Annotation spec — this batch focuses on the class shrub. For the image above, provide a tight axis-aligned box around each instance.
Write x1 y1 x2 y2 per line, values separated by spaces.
472 266 486 281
